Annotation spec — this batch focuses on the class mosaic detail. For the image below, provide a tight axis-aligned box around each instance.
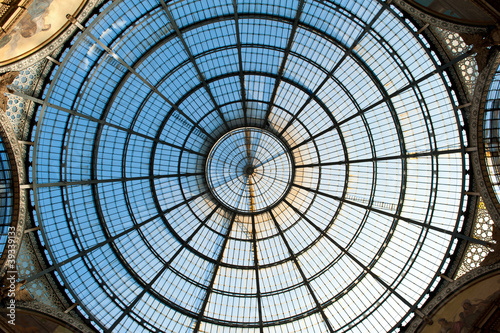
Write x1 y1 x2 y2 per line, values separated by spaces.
5 61 44 136
17 232 60 309
456 201 494 277
433 27 478 98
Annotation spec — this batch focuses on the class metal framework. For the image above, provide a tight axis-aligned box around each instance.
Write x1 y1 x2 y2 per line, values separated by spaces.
205 127 294 214
0 134 13 264
483 63 500 209
27 0 475 332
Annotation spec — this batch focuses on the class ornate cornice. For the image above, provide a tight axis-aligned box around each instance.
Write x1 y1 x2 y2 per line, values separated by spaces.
393 0 489 34
406 262 500 332
0 111 27 277
470 50 500 226
14 301 96 333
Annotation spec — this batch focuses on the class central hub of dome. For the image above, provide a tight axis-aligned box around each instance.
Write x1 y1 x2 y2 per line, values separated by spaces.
205 127 293 213
243 165 255 176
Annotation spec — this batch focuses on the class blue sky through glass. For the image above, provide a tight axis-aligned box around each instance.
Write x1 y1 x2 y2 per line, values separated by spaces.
31 0 468 332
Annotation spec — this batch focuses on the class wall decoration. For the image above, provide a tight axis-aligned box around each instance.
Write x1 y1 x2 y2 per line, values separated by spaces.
0 0 86 66
422 273 500 332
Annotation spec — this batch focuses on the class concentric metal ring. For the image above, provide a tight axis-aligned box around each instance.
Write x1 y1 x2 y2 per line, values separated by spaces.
31 0 471 331
206 128 293 213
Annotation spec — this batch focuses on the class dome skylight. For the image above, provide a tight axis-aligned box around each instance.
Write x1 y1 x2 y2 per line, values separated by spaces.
30 0 470 332
205 127 293 213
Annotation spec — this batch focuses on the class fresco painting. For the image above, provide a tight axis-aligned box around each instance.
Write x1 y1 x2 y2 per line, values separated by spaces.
0 0 85 65
423 274 500 332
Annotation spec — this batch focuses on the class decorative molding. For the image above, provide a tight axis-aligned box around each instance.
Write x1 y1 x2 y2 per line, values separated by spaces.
393 0 489 34
0 110 27 277
470 50 500 227
0 0 105 73
15 301 96 333
394 0 488 34
406 263 500 332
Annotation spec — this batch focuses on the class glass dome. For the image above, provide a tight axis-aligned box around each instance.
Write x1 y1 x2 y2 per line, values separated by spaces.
32 0 469 332
205 127 293 213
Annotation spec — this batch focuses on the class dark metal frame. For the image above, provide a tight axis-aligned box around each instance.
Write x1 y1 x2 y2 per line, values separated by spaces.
24 0 479 332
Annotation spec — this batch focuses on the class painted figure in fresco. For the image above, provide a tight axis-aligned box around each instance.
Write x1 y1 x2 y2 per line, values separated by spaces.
0 0 54 54
459 299 484 329
459 287 500 330
437 318 465 333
